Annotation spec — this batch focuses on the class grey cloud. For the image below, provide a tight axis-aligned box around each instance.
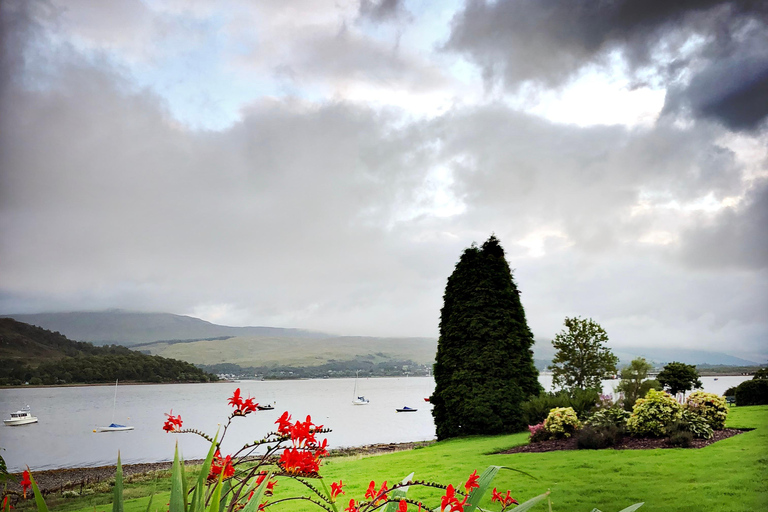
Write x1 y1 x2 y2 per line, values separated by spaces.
678 180 768 269
358 0 411 24
446 0 768 129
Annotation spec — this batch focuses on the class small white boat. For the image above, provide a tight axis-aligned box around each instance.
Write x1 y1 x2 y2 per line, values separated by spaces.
95 380 133 433
96 423 134 432
4 407 38 426
352 370 370 405
396 406 417 413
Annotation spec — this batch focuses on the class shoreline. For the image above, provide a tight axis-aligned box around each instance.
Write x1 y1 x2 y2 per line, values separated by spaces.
5 441 432 494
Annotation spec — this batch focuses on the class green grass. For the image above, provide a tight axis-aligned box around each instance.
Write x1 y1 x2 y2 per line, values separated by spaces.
22 406 768 512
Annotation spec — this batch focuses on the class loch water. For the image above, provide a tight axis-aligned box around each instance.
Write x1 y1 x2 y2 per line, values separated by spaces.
0 375 750 472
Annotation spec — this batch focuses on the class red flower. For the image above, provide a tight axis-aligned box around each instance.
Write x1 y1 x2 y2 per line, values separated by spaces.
491 488 518 508
3 495 13 510
276 411 292 435
440 484 468 512
331 480 344 499
208 450 235 481
464 470 480 493
162 410 183 432
20 470 32 499
278 447 321 474
365 481 377 499
344 499 360 512
398 499 408 511
242 397 258 414
228 388 244 409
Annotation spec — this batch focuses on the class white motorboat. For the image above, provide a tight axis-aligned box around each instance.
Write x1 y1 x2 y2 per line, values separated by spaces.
4 407 38 426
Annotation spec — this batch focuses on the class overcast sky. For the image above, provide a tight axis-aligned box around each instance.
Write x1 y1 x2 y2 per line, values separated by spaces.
1 0 766 361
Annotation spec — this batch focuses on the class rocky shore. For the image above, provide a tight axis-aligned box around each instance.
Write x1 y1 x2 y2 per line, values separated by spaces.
6 441 432 494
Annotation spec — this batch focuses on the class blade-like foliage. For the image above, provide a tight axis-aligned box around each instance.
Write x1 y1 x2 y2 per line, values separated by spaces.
206 472 225 512
617 504 644 512
169 443 186 512
465 465 537 512
190 431 220 512
511 491 550 512
26 469 49 512
113 452 123 512
240 471 272 512
382 472 414 512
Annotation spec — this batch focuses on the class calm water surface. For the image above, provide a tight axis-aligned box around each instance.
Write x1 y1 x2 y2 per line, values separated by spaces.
0 375 749 472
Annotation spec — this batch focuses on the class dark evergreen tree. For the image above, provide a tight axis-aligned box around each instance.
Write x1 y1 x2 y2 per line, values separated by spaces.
431 235 542 440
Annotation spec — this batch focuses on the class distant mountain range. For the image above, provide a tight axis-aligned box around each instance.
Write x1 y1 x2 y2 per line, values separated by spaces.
3 310 762 368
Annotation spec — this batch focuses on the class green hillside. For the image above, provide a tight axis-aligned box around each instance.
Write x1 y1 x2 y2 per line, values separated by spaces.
0 318 217 385
138 334 438 367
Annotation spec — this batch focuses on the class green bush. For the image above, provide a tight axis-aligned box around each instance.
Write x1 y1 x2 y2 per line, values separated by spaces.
577 424 622 450
587 407 630 429
626 389 682 437
723 386 738 397
684 391 728 429
522 388 600 424
543 407 582 439
734 379 768 405
667 429 694 448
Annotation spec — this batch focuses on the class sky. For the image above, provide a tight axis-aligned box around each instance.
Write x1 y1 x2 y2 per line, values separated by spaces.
1 0 766 361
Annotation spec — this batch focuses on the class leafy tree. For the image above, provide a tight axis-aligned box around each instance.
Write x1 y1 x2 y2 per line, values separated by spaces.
657 361 702 396
431 235 542 440
548 317 618 391
616 357 658 410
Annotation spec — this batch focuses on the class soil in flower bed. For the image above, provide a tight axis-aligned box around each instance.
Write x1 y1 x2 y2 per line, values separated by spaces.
499 428 748 454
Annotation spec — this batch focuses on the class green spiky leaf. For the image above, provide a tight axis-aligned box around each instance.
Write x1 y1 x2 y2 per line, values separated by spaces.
170 443 186 512
26 469 49 512
113 451 124 512
382 472 414 512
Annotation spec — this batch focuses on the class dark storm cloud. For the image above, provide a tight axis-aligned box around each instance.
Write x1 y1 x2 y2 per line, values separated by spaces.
358 0 410 24
446 0 768 130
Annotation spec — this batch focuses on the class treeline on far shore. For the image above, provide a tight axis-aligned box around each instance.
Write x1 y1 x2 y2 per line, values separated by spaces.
0 318 217 386
198 359 433 380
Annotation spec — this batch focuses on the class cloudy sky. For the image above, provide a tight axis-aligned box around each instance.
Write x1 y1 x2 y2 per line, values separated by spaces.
1 0 766 360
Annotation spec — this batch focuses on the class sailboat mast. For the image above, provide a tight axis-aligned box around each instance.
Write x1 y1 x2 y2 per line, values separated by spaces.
111 379 118 424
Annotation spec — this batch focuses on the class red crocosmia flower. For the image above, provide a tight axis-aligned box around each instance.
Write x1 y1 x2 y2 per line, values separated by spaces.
162 410 183 432
376 481 388 502
4 494 14 510
441 484 456 511
365 481 377 499
20 470 32 499
276 412 292 435
491 488 518 507
331 480 344 499
464 470 480 493
208 451 234 480
344 499 359 512
398 499 408 511
228 388 244 409
242 397 258 414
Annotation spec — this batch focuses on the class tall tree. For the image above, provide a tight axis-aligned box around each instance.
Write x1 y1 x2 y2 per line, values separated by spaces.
657 361 702 396
616 357 659 410
548 317 619 391
431 235 542 440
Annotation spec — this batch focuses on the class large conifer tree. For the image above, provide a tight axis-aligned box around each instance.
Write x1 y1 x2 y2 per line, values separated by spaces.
431 235 541 440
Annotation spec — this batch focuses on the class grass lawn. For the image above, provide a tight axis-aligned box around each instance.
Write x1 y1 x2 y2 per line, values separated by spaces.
23 405 768 512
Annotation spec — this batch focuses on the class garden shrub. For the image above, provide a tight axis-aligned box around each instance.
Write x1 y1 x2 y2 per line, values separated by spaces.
668 409 714 439
667 428 694 448
722 386 738 397
543 407 581 439
684 391 728 429
586 407 630 429
528 422 549 443
577 424 622 450
734 379 768 405
522 388 599 424
626 389 682 437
